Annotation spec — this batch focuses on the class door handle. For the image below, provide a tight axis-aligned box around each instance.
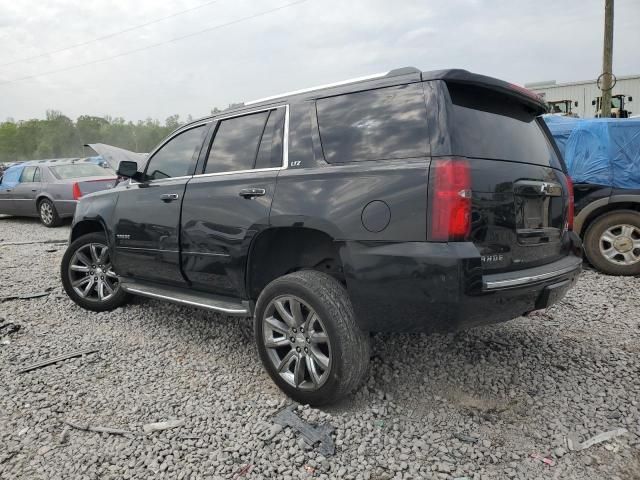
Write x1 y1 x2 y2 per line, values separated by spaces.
239 188 266 199
31 189 37 192
160 193 179 202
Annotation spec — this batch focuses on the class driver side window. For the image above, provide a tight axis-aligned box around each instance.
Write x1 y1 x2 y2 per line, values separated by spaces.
145 125 207 180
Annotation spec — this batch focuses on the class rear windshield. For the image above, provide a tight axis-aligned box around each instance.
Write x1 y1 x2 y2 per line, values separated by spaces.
50 163 110 179
446 83 563 170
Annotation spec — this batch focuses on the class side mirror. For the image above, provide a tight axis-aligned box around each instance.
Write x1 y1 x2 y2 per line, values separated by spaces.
116 160 139 179
591 100 596 106
574 101 579 107
628 96 633 102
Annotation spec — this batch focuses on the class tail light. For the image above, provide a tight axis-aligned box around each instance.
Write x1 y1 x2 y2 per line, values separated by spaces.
428 158 472 241
72 182 82 200
566 175 574 231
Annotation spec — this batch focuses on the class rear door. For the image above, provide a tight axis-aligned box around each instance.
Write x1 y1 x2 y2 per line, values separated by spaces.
12 166 41 216
180 106 286 297
111 124 209 286
440 81 572 273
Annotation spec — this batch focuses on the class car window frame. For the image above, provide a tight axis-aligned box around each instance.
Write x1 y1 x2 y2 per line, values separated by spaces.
142 122 212 183
196 104 289 178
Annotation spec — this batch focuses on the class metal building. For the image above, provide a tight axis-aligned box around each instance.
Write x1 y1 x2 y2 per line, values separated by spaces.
525 74 640 118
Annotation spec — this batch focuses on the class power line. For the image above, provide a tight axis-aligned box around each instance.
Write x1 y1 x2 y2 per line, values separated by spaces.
0 0 226 68
0 0 309 86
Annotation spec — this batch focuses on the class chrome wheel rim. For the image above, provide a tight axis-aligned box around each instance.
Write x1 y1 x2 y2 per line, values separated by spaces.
599 224 640 266
262 295 332 391
40 202 53 225
68 243 119 301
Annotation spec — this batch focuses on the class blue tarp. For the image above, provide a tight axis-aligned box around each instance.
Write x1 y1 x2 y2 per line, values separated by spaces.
543 115 640 189
0 165 24 190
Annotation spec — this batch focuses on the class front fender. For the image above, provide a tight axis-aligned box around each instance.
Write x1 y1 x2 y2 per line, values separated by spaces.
71 192 119 248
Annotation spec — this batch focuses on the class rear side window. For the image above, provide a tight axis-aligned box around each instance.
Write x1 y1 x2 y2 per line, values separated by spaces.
205 111 269 174
446 82 562 169
255 108 286 170
146 125 207 180
19 166 38 182
316 83 428 163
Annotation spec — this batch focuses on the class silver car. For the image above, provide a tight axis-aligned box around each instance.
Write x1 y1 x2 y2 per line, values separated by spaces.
0 159 117 227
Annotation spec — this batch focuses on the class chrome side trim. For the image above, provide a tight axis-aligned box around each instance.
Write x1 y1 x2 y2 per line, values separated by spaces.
122 286 248 315
245 72 388 105
182 251 230 257
115 246 180 254
483 262 581 290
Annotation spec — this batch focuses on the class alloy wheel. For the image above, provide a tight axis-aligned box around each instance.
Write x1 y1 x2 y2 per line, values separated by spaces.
262 295 332 391
40 202 54 225
599 224 640 266
68 243 119 301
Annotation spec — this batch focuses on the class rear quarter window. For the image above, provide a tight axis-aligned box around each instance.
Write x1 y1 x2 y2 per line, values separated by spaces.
316 83 429 163
446 82 562 170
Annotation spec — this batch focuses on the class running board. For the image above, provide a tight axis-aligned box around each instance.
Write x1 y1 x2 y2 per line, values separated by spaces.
120 280 250 316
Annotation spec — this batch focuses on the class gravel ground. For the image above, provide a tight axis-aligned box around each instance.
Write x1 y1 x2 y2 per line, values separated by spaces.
0 216 639 480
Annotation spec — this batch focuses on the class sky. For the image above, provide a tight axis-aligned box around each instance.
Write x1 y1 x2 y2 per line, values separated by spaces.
1 0 639 122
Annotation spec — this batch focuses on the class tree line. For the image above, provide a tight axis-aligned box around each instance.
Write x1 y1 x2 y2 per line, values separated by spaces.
0 110 203 163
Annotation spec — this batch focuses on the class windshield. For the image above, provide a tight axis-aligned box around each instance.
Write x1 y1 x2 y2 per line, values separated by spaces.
50 163 111 179
611 97 622 109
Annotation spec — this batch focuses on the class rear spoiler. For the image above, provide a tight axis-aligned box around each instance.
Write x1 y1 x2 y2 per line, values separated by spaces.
422 69 547 115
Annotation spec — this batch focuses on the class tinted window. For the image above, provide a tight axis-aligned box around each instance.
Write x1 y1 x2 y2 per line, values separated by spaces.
255 108 286 170
316 83 428 163
447 83 562 169
19 166 37 182
146 126 207 180
51 163 111 179
205 111 269 174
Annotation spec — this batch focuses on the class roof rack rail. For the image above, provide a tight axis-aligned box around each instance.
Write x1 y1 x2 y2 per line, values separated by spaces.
245 67 421 106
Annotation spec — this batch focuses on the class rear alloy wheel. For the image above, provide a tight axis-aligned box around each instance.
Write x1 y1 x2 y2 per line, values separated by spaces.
255 270 370 405
39 198 61 227
585 210 640 275
61 232 131 311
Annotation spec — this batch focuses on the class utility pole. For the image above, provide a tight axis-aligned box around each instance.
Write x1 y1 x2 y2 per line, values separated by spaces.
600 0 614 118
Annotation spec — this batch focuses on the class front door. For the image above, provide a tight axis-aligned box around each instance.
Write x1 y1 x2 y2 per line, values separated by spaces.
181 106 287 297
111 123 210 286
0 166 23 215
12 166 42 216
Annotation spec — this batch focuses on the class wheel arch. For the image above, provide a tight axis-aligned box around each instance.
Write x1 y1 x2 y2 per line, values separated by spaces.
70 219 108 244
246 226 345 301
579 196 640 237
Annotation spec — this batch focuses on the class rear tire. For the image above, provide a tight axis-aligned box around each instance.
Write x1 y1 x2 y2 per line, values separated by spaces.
61 232 131 311
584 209 640 276
39 198 61 227
254 270 370 406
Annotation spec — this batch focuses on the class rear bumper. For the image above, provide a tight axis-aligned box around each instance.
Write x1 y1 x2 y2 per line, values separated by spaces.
54 199 78 218
342 239 582 333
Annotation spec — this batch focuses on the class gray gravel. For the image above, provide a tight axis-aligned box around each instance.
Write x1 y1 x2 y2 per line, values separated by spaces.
1 216 639 480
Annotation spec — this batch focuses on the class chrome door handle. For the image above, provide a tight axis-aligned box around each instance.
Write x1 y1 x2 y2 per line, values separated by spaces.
239 188 266 199
160 193 179 202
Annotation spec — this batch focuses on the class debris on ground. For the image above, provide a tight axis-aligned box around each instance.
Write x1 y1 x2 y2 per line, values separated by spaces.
17 348 99 374
531 453 555 466
64 419 134 436
567 428 628 451
257 423 283 442
272 405 335 456
232 463 253 479
1 289 52 302
142 419 185 434
0 321 21 336
454 433 479 444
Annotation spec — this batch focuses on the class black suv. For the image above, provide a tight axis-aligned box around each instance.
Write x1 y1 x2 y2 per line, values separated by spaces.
61 67 582 405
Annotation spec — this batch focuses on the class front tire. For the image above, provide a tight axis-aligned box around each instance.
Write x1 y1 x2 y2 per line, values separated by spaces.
254 270 370 406
584 210 640 275
39 198 61 227
61 232 131 311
